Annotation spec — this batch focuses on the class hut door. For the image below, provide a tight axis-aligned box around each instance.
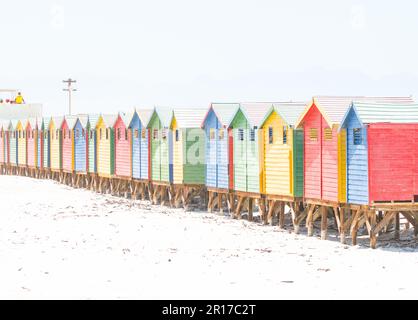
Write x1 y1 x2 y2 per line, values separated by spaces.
228 128 234 190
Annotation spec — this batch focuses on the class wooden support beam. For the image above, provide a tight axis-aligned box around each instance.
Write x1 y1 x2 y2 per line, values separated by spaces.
278 202 285 229
266 200 278 226
235 196 245 219
218 193 223 214
306 204 316 237
370 211 396 236
259 199 267 224
335 207 344 243
293 204 308 234
394 212 400 240
369 210 380 249
227 193 235 214
321 206 328 240
248 198 254 222
333 207 341 232
350 209 361 246
207 192 214 212
401 211 417 238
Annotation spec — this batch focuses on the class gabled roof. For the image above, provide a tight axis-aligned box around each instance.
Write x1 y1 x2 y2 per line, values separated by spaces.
295 96 415 128
26 117 38 129
201 103 240 128
147 106 173 128
63 115 78 130
171 107 208 128
51 116 64 128
118 111 135 127
87 114 100 128
341 102 418 128
133 108 154 127
42 117 51 129
9 119 23 130
1 120 10 130
260 102 308 127
98 114 118 128
9 119 20 130
235 103 274 128
76 115 89 128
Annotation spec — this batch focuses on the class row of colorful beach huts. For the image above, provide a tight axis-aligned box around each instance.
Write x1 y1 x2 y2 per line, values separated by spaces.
1 95 418 248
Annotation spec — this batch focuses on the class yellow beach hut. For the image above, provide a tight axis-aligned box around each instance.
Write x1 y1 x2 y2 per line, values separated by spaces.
259 102 307 199
16 119 26 167
96 114 117 177
49 116 64 172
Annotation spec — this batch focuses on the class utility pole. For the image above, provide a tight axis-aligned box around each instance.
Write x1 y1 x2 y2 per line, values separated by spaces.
62 78 77 115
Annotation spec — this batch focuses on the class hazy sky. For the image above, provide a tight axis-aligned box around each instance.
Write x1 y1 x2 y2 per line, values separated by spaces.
1 0 417 116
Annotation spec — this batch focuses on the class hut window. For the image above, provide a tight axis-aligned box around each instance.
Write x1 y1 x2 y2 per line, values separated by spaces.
218 129 225 140
90 130 94 139
141 129 146 139
44 132 47 139
106 129 109 140
250 129 256 142
56 130 59 139
309 128 318 141
162 129 167 140
32 130 35 138
82 129 85 138
64 130 66 139
153 129 159 140
99 129 103 140
175 129 179 142
283 126 287 144
353 128 362 145
0 131 2 138
134 129 139 139
76 129 79 138
324 128 333 140
268 127 273 144
117 128 121 140
125 129 128 140
238 129 244 141
209 128 215 140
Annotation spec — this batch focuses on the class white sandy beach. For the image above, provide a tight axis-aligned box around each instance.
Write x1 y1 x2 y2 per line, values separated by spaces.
0 175 417 300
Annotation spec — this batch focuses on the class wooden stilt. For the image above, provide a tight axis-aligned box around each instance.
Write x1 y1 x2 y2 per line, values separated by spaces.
235 196 245 219
350 209 361 246
227 193 235 214
394 212 400 240
368 210 379 249
278 202 285 229
207 192 214 212
320 206 328 240
259 198 267 224
293 203 307 234
218 194 223 214
266 200 277 226
306 204 315 237
248 198 254 222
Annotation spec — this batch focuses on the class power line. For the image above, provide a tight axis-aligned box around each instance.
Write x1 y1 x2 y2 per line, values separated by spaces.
63 78 77 115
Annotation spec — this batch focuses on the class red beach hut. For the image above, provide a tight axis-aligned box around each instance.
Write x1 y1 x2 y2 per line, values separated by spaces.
61 116 77 173
113 112 133 178
25 118 38 168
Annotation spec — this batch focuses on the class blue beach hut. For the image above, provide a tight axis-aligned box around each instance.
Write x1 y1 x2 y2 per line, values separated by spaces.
129 108 153 180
